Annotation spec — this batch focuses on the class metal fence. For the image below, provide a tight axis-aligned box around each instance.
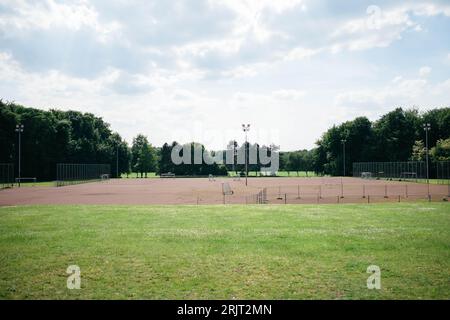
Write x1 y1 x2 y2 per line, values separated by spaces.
353 161 450 183
0 163 14 189
245 182 450 204
353 161 426 180
56 163 111 187
434 161 450 184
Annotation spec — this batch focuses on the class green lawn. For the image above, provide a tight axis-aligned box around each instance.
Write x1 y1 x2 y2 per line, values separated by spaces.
276 171 317 177
0 203 449 299
121 172 158 178
399 178 450 185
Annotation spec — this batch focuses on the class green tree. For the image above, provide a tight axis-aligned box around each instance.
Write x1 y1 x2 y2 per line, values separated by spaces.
373 108 420 161
410 140 426 161
132 134 156 177
430 138 450 161
288 152 303 176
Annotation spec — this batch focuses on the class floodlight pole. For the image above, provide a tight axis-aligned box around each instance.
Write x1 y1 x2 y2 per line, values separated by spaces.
341 139 346 176
233 147 238 174
116 144 119 179
242 124 251 186
15 124 24 187
423 123 431 201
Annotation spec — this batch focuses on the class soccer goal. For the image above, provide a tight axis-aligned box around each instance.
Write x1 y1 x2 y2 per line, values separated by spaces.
208 174 215 182
222 182 234 204
222 182 233 195
56 163 111 187
0 163 14 189
361 172 372 179
400 172 417 181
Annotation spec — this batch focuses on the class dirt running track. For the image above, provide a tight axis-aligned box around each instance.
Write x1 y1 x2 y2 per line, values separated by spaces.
0 177 449 205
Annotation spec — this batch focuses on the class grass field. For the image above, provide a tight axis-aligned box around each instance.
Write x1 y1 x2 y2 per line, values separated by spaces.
121 172 158 179
0 203 449 299
1 181 56 188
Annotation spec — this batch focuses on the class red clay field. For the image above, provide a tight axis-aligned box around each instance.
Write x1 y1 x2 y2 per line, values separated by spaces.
0 177 448 205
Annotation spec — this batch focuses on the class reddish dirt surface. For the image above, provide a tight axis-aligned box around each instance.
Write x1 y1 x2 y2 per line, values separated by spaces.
0 177 449 205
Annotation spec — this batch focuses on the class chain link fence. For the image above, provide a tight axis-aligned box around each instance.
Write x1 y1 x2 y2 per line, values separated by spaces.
244 182 449 204
353 161 450 184
0 163 14 189
56 163 111 187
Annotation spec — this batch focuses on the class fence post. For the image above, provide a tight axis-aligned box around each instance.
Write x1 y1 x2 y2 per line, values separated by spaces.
362 185 366 198
405 184 408 198
384 185 388 198
368 195 370 204
285 193 287 204
297 185 300 199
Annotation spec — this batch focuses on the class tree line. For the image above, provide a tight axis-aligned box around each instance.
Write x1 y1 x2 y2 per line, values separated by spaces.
1 100 449 180
279 107 450 176
0 100 129 180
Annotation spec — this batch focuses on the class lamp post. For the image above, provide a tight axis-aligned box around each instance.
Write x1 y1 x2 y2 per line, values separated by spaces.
233 144 237 174
242 124 250 186
15 124 24 187
341 139 346 176
116 144 119 179
423 123 431 201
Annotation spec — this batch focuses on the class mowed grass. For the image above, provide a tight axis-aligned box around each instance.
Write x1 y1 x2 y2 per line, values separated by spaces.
121 172 158 178
0 203 449 300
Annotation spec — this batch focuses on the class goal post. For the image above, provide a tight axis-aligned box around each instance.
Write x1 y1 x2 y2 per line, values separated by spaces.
360 172 372 179
0 163 14 189
353 161 425 180
56 163 110 187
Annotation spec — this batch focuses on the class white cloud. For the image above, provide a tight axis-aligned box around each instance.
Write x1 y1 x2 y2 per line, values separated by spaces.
335 75 450 120
0 0 121 43
221 0 305 41
410 3 450 17
283 47 322 61
271 89 305 100
419 66 431 77
331 6 415 52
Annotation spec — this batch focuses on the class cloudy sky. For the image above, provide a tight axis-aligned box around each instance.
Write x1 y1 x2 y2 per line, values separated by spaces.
1 0 450 150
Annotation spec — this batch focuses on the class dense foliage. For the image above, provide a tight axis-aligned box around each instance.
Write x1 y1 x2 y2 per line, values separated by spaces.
282 107 450 176
158 142 228 176
0 100 129 180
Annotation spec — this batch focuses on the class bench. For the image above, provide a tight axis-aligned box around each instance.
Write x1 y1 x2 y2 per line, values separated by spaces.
160 172 176 178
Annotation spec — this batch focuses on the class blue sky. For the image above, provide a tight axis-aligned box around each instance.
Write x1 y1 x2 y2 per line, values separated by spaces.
1 0 450 150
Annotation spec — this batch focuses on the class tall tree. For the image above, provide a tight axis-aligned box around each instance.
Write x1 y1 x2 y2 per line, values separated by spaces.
431 138 450 161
